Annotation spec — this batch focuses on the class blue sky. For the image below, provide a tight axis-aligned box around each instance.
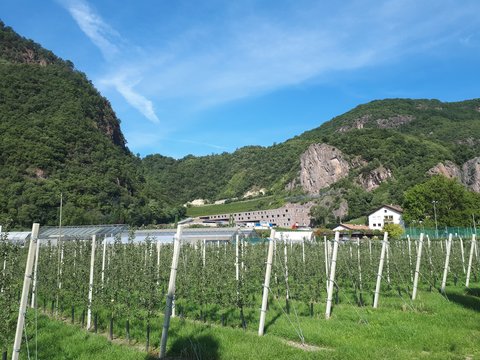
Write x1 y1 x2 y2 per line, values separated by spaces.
1 0 480 158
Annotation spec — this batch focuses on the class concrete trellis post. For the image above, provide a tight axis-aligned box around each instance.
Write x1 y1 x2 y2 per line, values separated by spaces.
385 241 391 285
302 237 305 264
325 232 339 319
324 236 329 280
373 232 389 309
101 238 107 287
235 234 240 282
407 235 413 283
30 238 41 308
357 238 363 301
458 236 466 274
202 239 206 267
440 234 453 294
412 233 424 300
466 234 476 287
156 240 161 285
87 235 96 330
160 225 183 359
258 229 275 336
12 223 39 360
283 235 289 304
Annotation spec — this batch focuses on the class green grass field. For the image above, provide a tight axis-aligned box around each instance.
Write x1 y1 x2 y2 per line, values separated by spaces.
185 196 284 217
14 285 480 360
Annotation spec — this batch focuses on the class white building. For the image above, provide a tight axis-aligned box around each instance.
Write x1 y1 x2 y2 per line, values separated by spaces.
368 204 403 230
273 230 313 243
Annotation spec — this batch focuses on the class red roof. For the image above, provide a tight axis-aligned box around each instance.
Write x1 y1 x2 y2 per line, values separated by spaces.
336 224 370 231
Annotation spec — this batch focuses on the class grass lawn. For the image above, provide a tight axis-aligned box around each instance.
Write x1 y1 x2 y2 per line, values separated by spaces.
13 285 480 359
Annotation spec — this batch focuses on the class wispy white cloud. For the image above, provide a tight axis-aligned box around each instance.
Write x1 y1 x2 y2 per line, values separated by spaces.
59 0 160 123
60 0 120 59
98 0 480 110
107 76 159 123
61 0 480 126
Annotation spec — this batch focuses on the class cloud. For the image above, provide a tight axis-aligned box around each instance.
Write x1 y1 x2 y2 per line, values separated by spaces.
106 76 159 123
61 0 480 125
102 0 480 110
60 0 120 59
60 0 160 122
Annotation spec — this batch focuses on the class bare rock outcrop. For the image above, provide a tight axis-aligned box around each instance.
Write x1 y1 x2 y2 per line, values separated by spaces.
358 166 392 192
297 144 350 194
335 114 414 133
427 161 462 180
376 115 414 129
336 115 371 133
462 157 480 192
427 158 480 192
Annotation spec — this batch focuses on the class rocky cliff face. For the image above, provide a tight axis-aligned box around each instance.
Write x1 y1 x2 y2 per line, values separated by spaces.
357 166 392 192
427 161 462 179
428 158 480 192
296 143 350 194
462 158 480 192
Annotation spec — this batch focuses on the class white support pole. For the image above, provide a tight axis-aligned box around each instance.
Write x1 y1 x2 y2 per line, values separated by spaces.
385 241 391 285
427 235 431 251
407 235 413 283
101 237 107 287
440 234 453 294
459 236 466 274
283 235 289 302
159 225 183 359
241 237 245 271
373 232 389 309
466 234 476 287
325 232 339 319
202 239 206 268
258 229 275 336
12 223 39 360
357 238 363 297
368 238 372 266
302 237 305 264
157 240 161 284
30 238 41 308
86 235 96 330
412 233 424 300
324 236 329 280
235 235 239 282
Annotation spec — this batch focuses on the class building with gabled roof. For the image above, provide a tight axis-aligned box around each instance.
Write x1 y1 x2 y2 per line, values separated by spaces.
368 204 403 230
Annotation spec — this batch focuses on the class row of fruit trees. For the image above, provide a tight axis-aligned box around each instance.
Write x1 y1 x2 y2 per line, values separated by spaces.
0 224 479 358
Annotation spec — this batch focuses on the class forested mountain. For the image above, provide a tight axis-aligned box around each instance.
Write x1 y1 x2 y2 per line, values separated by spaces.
0 21 184 228
2 21 480 229
143 98 480 220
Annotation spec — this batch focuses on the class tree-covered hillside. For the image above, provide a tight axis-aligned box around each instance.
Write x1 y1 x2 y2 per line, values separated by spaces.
0 21 184 229
143 98 480 221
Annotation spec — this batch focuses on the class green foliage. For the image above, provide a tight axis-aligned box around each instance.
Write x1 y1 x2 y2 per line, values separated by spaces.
403 176 480 227
383 223 404 239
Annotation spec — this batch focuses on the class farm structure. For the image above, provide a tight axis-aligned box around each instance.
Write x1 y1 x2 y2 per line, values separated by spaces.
197 202 312 228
